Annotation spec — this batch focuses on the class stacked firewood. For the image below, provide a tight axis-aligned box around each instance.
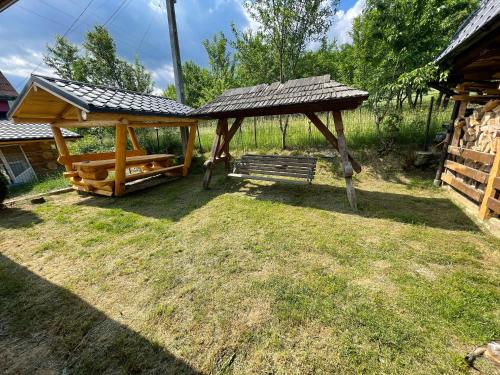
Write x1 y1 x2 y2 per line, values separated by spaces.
458 100 500 153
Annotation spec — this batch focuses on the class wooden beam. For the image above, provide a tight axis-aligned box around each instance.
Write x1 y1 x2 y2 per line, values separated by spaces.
216 117 244 158
447 146 495 165
444 160 489 184
441 171 484 202
50 125 72 171
127 127 143 151
479 140 500 220
183 124 197 176
85 112 196 124
305 112 361 173
114 124 128 196
53 120 120 128
333 111 357 210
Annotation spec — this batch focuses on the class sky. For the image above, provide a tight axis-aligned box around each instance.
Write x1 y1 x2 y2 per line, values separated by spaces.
0 0 365 95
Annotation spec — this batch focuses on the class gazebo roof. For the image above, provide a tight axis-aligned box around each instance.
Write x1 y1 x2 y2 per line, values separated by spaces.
191 75 368 118
8 75 193 122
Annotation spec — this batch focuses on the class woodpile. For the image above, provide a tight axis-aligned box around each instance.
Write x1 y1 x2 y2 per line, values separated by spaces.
458 100 500 154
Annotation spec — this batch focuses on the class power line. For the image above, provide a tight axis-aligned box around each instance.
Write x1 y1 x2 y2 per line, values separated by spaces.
15 0 95 90
103 0 131 26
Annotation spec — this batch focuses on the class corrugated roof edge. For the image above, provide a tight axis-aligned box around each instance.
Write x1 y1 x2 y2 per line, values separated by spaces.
8 74 194 120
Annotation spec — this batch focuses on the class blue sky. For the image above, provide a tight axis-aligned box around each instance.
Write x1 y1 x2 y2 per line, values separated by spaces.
0 0 365 94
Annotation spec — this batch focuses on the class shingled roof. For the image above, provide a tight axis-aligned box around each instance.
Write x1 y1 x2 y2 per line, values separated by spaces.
191 75 368 118
9 75 193 119
0 120 80 142
0 71 17 100
436 0 500 63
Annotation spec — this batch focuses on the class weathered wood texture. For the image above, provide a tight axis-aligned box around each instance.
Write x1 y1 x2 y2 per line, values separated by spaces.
479 140 500 219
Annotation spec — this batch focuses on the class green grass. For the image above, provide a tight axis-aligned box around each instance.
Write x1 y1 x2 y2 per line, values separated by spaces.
6 172 70 199
0 151 498 374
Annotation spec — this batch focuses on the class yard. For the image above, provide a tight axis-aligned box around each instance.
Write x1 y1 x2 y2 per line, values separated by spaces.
1 154 499 374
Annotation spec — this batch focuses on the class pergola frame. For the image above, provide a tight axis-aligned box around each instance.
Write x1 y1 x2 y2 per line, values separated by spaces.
202 110 362 209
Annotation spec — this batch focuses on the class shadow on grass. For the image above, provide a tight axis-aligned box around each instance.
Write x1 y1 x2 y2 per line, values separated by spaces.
0 207 42 229
0 254 202 374
75 166 479 232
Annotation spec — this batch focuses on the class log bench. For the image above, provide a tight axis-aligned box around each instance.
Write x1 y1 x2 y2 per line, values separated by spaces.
68 154 182 195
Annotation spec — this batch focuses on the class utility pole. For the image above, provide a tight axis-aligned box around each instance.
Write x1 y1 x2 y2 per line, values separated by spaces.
165 0 189 154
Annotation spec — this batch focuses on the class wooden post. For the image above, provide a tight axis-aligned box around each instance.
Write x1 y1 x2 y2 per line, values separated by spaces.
479 139 500 220
114 124 128 196
333 111 357 210
203 119 225 189
423 96 434 151
51 125 72 171
182 123 197 176
165 0 189 153
305 112 362 173
216 118 244 159
253 117 257 147
221 119 230 172
434 100 461 186
127 127 142 151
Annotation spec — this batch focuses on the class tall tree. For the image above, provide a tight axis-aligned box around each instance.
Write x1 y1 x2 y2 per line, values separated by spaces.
244 0 339 149
44 26 154 93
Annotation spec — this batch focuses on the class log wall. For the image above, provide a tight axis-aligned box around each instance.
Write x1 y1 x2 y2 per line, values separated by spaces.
20 140 61 177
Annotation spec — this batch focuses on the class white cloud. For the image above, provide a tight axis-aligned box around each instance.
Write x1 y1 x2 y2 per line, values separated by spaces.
151 63 175 88
236 0 259 33
148 0 164 14
151 87 164 96
0 50 55 86
330 0 365 45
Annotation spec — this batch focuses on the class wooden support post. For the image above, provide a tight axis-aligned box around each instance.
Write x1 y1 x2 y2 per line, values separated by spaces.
332 111 357 210
51 125 72 171
434 100 461 186
305 112 362 173
217 118 244 159
127 127 142 151
221 119 230 173
203 119 225 189
114 124 128 196
183 123 197 176
479 139 500 220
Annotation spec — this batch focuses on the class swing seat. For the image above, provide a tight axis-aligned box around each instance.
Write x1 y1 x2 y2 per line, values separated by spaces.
228 154 317 184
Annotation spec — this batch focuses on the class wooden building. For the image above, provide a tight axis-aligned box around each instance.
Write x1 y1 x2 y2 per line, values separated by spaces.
434 0 500 220
192 75 368 209
8 75 198 196
0 72 80 184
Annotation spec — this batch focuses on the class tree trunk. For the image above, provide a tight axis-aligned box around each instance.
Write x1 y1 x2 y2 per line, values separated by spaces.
407 86 414 108
435 91 443 111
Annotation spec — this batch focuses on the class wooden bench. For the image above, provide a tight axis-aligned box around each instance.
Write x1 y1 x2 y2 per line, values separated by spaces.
229 154 317 184
68 154 181 195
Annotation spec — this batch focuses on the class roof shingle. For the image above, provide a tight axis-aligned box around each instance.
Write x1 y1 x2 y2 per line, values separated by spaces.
19 75 194 117
191 75 368 117
0 71 17 100
436 0 500 63
0 120 80 142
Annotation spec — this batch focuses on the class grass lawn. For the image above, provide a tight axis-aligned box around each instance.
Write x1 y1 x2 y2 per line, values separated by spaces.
1 153 499 374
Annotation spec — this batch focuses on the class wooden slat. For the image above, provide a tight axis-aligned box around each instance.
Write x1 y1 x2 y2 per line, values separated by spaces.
487 197 500 215
124 165 183 182
494 177 500 190
242 154 316 161
444 160 489 184
441 172 484 202
237 162 313 172
228 173 310 185
59 150 145 166
236 168 311 179
447 146 494 165
73 154 175 169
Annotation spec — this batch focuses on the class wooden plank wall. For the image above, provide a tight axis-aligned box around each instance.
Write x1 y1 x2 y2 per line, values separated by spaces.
441 99 500 220
20 141 60 176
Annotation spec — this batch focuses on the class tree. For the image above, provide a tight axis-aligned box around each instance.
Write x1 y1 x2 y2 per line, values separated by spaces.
244 0 339 149
164 61 212 107
44 26 153 93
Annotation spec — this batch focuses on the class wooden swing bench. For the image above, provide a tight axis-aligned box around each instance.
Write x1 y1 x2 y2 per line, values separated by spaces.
229 154 317 184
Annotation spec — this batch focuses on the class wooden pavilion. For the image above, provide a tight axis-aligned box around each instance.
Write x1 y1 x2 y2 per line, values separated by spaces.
434 0 500 221
8 75 198 196
191 75 368 209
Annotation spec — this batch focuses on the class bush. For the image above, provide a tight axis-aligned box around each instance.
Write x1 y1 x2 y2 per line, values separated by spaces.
0 173 9 206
